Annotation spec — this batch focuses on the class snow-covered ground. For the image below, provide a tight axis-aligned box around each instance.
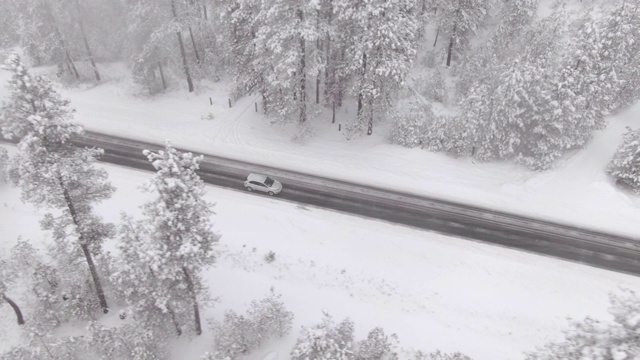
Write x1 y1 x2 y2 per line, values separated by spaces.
2 162 640 360
1 61 637 239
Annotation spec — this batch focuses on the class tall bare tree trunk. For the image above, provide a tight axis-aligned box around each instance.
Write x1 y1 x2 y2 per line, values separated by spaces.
171 0 194 92
188 27 201 64
357 52 367 118
2 294 25 325
297 8 307 123
446 23 457 67
181 267 202 335
158 62 167 89
75 0 100 81
59 177 108 314
433 27 440 47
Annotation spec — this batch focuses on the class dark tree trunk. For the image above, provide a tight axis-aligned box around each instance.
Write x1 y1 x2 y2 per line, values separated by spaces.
171 0 194 92
59 177 108 314
337 47 346 107
2 294 25 325
188 26 201 64
181 267 202 335
433 27 440 47
367 96 373 135
324 0 333 103
315 9 320 104
357 52 367 118
202 1 208 20
75 0 100 81
158 62 167 89
446 23 456 67
298 8 307 123
66 51 80 79
44 0 79 79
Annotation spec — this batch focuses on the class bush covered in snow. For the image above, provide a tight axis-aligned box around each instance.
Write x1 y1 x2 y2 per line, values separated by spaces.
206 290 294 360
413 350 473 360
525 289 640 360
607 127 640 193
412 70 448 105
355 327 399 360
290 312 355 360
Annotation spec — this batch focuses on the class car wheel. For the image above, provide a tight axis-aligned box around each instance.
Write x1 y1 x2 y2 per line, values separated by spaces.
246 186 253 192
268 191 275 196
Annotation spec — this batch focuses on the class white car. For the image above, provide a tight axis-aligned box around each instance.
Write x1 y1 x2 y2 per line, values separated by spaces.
244 173 283 196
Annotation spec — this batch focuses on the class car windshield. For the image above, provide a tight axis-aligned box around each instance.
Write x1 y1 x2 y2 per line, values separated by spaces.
264 177 275 186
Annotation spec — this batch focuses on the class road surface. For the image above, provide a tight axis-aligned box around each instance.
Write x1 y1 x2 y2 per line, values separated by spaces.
4 131 640 276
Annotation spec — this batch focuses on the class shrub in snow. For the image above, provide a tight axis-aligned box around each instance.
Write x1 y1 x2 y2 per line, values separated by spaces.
607 128 640 193
389 102 432 148
88 322 170 360
413 70 448 105
247 289 294 338
413 350 473 360
0 331 92 360
264 251 276 263
211 311 260 359
355 327 399 360
208 290 293 360
290 312 354 360
525 288 640 360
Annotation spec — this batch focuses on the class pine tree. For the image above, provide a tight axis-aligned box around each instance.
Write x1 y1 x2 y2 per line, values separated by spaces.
607 127 640 193
526 289 640 360
0 55 114 314
141 142 219 335
436 0 489 67
336 0 419 136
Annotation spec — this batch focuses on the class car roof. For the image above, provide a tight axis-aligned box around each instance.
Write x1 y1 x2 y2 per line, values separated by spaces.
247 173 268 182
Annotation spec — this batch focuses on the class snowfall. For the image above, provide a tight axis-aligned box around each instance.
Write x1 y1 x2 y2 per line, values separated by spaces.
2 59 640 359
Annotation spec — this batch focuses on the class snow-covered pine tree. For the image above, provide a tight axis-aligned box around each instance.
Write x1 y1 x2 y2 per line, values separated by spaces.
290 312 354 360
247 289 294 338
253 0 319 124
141 142 220 335
607 127 640 193
1 55 114 314
526 289 640 359
436 0 489 67
127 0 197 92
457 0 539 97
355 327 399 360
336 0 420 136
111 214 187 337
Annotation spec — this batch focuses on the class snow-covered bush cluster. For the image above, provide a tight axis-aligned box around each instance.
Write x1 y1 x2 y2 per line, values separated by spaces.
526 288 640 360
204 290 294 360
291 313 355 360
607 127 640 193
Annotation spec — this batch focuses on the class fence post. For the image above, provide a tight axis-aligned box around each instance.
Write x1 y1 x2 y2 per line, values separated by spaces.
228 98 232 108
209 97 212 105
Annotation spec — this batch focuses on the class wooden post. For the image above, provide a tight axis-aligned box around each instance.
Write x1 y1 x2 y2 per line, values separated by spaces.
332 101 336 124
209 97 212 105
228 98 232 108
255 102 258 112
338 124 341 131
